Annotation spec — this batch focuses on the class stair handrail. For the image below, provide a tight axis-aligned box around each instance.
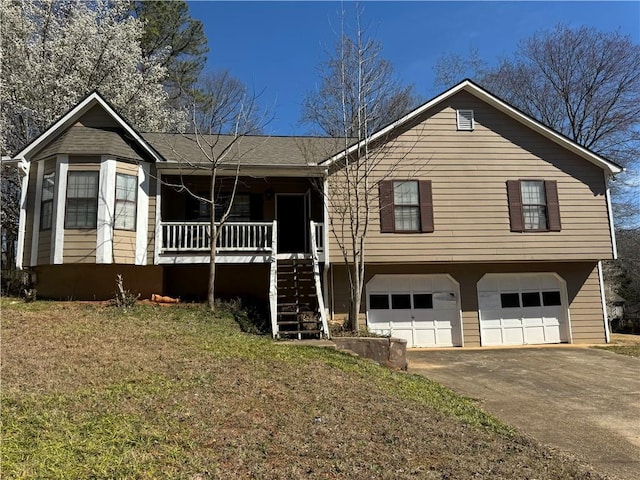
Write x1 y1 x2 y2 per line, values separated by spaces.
310 220 330 339
268 220 279 338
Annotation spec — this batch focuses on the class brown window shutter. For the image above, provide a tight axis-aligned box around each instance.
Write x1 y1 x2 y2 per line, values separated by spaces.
545 180 561 231
506 180 524 232
419 180 434 233
379 181 395 233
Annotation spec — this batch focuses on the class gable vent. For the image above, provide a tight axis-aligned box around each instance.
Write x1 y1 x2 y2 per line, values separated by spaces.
457 109 474 131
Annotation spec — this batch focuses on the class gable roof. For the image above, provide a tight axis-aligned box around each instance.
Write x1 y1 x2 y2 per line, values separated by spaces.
320 79 624 175
12 91 162 163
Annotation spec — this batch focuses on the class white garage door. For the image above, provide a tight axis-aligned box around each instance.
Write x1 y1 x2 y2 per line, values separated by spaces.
477 273 570 346
366 274 462 347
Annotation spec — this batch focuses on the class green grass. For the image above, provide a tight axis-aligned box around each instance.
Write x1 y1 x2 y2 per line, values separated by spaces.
594 344 640 357
2 299 605 479
593 333 640 358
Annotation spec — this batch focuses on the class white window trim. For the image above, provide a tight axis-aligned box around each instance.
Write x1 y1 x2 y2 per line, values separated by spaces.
96 156 116 264
52 155 68 264
135 163 150 265
456 109 474 131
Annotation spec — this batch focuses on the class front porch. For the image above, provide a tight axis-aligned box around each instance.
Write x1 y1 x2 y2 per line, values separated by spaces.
157 220 325 264
155 175 330 339
156 175 326 264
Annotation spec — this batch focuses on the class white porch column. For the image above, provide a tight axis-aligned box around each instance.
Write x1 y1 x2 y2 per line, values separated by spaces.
16 159 30 269
96 156 116 264
135 163 150 265
154 172 162 265
51 155 68 264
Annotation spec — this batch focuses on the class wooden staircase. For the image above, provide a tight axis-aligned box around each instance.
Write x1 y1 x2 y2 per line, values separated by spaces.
275 258 323 338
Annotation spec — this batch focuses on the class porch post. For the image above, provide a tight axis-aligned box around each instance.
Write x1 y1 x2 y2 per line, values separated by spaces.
310 220 330 339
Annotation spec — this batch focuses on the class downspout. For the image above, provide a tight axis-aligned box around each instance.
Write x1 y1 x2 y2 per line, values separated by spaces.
15 158 30 270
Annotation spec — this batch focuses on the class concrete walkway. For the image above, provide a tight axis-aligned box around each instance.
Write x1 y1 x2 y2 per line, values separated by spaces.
407 347 640 480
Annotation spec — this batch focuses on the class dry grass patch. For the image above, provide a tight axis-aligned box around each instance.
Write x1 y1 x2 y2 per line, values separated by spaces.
2 299 608 479
594 333 640 357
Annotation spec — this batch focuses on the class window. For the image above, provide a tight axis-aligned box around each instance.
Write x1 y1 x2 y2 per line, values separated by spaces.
379 180 433 233
521 292 542 307
65 172 98 228
506 180 561 232
500 293 521 308
521 181 547 230
222 193 251 221
394 181 420 231
40 172 55 230
413 293 433 309
369 294 389 310
115 174 137 230
391 294 412 309
457 109 474 130
542 291 562 306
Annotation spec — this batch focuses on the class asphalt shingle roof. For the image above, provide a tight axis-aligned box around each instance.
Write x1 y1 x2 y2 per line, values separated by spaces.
142 133 346 167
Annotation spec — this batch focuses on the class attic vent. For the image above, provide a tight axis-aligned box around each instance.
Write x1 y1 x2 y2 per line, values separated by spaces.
457 109 474 131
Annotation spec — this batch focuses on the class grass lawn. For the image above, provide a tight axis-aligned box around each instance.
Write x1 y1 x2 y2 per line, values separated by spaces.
594 332 640 357
2 299 605 479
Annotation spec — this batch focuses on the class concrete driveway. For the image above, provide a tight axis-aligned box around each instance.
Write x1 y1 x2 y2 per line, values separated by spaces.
407 347 640 480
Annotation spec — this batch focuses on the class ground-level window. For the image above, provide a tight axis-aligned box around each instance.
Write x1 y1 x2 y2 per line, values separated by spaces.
114 173 137 230
65 172 99 229
40 172 55 230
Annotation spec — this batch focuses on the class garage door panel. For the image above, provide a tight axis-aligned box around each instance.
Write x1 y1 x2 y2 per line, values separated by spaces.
367 274 462 348
478 273 568 347
504 329 525 344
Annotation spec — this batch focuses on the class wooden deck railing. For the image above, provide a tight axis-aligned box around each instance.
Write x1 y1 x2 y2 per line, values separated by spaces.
160 221 274 252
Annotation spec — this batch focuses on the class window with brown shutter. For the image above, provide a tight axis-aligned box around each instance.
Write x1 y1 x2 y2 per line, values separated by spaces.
379 180 433 233
507 179 561 232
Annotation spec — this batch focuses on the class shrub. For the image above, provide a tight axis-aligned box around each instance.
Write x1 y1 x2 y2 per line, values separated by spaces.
219 297 270 335
109 274 140 310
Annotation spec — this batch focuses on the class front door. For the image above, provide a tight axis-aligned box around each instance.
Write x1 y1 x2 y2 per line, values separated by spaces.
276 194 308 253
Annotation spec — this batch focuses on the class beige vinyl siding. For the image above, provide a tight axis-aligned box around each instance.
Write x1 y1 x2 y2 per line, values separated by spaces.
113 230 136 263
147 167 157 264
328 91 612 264
329 261 606 347
566 263 606 343
78 105 120 129
116 161 138 175
37 231 52 264
63 229 97 263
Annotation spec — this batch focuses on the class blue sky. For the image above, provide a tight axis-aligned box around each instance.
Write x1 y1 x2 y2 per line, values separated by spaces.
188 1 640 136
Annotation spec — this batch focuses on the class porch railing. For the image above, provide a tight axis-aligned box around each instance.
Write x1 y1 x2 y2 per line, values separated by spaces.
161 221 274 252
314 222 324 253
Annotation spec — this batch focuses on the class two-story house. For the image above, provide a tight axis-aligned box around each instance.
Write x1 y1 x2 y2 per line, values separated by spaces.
9 80 621 347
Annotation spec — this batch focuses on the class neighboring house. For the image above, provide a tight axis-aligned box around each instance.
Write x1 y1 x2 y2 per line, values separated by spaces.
8 80 622 347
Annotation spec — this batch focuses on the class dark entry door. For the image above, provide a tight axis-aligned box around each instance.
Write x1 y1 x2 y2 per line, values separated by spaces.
276 194 307 253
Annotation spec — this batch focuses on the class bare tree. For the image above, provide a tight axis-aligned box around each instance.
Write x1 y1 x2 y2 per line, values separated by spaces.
434 25 640 227
302 6 423 331
164 71 267 310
